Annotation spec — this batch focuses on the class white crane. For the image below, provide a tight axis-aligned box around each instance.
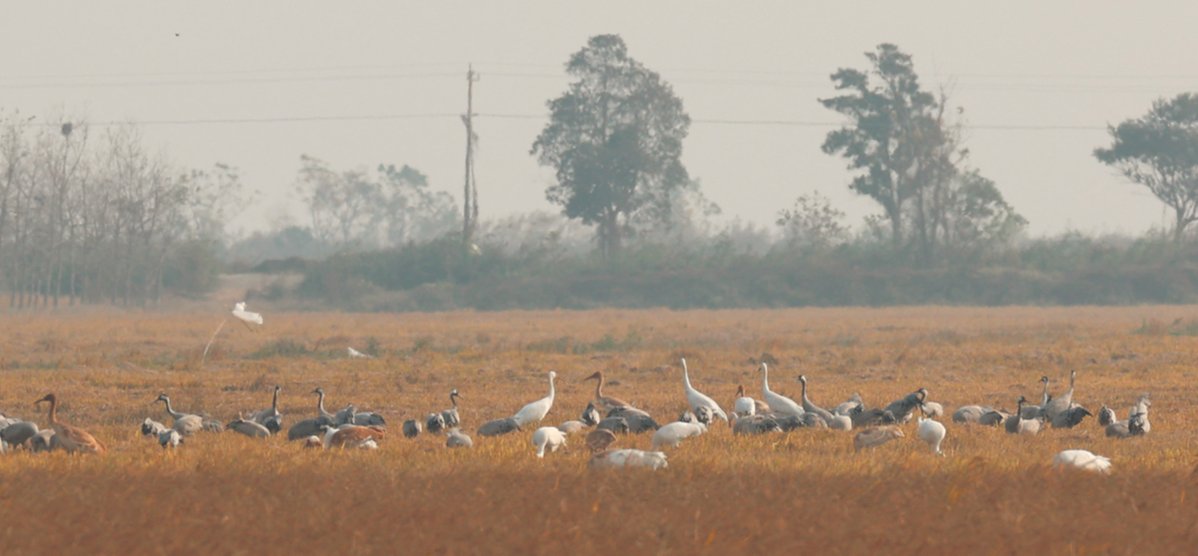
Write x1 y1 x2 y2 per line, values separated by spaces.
916 413 946 455
651 421 706 450
733 385 756 417
531 426 567 458
760 363 804 418
1053 449 1112 474
589 449 669 470
679 359 728 422
513 371 556 427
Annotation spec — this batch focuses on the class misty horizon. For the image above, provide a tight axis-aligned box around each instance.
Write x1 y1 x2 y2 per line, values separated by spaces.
3 2 1196 240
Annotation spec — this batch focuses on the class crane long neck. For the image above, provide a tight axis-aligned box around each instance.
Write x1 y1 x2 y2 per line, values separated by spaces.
46 398 58 425
162 397 182 419
761 365 771 394
548 375 555 399
317 391 327 415
271 388 279 410
800 378 809 401
1040 380 1049 405
451 393 458 408
682 363 693 390
594 374 604 399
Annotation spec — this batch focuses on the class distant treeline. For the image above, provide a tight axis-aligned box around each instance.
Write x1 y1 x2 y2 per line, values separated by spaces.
270 233 1198 311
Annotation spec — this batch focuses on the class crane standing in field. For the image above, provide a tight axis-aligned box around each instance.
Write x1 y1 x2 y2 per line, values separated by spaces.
680 359 728 423
249 385 283 434
916 409 947 455
532 426 567 458
513 371 557 428
155 393 205 436
441 389 462 429
35 394 104 455
583 371 631 413
759 363 803 418
288 389 336 441
799 375 849 429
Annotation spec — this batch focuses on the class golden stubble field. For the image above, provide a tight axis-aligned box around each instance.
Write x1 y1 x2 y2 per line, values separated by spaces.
0 305 1196 554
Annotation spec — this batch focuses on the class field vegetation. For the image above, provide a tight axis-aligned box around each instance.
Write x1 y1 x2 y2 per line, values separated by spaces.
0 306 1196 553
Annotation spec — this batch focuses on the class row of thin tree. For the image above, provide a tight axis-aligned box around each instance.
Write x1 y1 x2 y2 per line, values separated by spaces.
0 114 241 309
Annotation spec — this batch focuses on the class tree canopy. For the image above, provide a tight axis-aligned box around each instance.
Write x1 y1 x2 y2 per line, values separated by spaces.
1095 93 1198 242
531 34 691 257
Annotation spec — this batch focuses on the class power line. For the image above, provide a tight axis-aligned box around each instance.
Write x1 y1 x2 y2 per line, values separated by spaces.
59 112 1108 131
0 71 462 90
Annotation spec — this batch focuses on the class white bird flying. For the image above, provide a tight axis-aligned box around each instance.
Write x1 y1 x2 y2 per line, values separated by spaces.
232 301 263 327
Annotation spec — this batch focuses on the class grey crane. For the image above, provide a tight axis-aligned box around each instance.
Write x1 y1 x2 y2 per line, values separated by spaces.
402 419 422 438
798 375 836 423
1 420 40 448
799 375 849 429
833 393 864 416
1050 404 1092 429
141 418 167 438
159 429 183 449
580 402 601 427
883 388 928 424
731 413 782 435
446 428 472 448
155 393 204 436
1005 396 1042 435
1106 411 1147 438
249 385 283 434
426 412 446 434
1042 370 1077 423
288 389 336 441
849 406 897 428
1019 376 1051 419
596 416 630 434
440 389 461 429
477 417 521 437
227 415 272 438
1097 405 1117 427
607 406 659 433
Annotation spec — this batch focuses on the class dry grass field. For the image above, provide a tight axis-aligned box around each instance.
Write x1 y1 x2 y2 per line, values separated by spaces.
1 306 1197 554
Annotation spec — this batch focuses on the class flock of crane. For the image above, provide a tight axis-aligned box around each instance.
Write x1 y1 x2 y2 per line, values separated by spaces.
0 356 1149 474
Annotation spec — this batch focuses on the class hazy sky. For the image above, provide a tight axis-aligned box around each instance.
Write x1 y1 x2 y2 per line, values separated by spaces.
3 1 1196 238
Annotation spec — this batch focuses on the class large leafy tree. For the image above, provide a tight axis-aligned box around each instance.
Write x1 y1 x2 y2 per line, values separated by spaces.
531 34 690 257
820 43 947 251
1095 93 1198 243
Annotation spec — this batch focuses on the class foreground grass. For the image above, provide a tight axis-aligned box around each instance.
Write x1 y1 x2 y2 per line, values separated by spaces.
0 306 1196 553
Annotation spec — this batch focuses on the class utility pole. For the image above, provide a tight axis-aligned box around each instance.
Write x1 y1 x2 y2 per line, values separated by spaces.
462 64 480 249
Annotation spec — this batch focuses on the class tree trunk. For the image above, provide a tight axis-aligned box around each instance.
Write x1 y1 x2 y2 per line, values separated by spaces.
1174 206 1188 244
